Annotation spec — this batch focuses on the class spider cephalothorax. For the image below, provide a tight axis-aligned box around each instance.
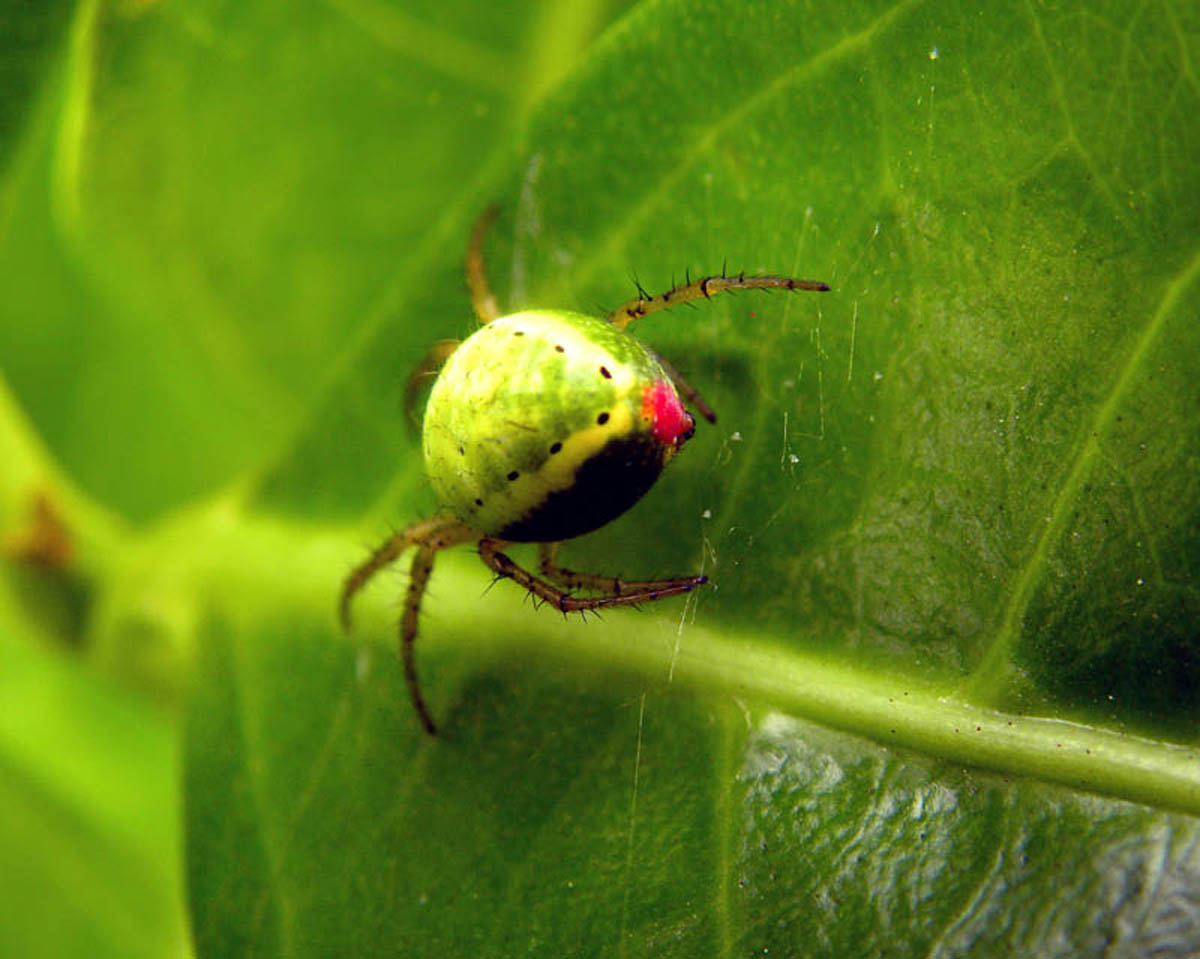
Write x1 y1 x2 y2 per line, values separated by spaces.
340 208 829 734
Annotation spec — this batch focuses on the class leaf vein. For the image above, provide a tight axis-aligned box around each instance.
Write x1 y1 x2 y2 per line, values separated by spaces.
964 243 1200 700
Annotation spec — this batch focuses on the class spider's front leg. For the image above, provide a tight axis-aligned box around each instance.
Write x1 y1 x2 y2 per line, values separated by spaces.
400 544 441 735
479 538 706 613
608 269 830 425
607 270 830 331
340 514 476 735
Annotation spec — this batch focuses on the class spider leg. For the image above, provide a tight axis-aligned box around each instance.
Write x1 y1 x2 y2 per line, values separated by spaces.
466 205 502 323
646 350 717 424
340 514 476 736
402 545 441 735
606 272 830 332
480 538 706 612
537 542 705 597
538 541 623 592
403 339 460 434
405 206 502 431
339 514 472 630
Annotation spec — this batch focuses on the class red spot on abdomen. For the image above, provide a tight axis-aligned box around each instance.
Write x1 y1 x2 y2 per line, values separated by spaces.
642 379 695 447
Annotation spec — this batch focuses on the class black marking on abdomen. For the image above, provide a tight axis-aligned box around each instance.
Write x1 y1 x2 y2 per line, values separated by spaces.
499 434 667 542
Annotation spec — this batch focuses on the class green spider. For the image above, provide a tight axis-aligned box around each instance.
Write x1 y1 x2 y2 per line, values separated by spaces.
340 208 829 734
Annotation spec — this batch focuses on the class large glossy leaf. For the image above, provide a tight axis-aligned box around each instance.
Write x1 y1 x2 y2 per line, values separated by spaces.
2 0 1198 955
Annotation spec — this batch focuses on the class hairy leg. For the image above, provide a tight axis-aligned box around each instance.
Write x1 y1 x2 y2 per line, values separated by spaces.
403 339 461 433
479 538 706 612
339 514 474 630
401 545 440 734
608 270 829 331
537 542 706 597
402 206 506 429
466 205 501 323
340 515 477 735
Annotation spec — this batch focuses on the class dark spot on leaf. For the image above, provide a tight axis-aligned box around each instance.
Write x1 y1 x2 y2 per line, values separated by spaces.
599 366 612 379
549 442 563 454
597 412 610 425
555 345 565 353
507 470 519 481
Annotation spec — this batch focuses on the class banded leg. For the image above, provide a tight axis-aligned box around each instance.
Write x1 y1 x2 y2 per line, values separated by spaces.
538 542 707 598
339 514 474 630
607 271 830 331
480 538 706 612
403 339 461 432
340 515 477 735
466 204 501 323
403 206 503 428
401 545 440 735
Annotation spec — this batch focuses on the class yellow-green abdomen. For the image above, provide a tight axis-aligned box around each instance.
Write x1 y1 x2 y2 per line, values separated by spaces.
422 310 694 542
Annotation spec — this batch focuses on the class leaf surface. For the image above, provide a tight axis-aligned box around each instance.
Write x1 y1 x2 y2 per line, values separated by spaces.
1 0 1198 955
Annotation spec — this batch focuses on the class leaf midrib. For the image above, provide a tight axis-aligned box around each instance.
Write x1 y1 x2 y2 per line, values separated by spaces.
144 504 1200 817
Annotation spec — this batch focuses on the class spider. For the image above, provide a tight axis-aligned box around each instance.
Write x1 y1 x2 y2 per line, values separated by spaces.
340 208 829 734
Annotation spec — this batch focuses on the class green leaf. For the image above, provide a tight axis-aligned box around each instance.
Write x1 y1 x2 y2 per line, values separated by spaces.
2 0 1198 955
0 614 185 957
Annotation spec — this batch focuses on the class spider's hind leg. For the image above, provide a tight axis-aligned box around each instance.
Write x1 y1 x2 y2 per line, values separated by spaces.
340 514 476 735
339 514 467 629
401 544 441 735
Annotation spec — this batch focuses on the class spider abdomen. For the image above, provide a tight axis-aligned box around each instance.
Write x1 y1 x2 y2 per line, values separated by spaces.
423 310 695 542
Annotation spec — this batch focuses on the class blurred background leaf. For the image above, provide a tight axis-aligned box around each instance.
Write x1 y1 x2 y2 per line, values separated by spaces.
2 0 1198 955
